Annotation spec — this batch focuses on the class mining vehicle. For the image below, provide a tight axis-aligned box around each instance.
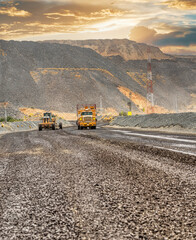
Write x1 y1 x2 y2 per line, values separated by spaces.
76 104 97 130
102 115 114 122
38 112 62 131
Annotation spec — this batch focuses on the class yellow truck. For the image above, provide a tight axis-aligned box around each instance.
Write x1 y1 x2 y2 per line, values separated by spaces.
38 112 62 131
77 104 97 130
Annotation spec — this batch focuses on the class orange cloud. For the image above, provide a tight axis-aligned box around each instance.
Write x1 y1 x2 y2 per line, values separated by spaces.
45 10 75 18
0 7 31 17
44 8 125 20
163 0 196 10
129 26 156 44
0 3 129 40
130 25 196 55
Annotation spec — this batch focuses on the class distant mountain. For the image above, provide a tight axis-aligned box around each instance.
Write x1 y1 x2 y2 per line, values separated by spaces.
43 39 171 61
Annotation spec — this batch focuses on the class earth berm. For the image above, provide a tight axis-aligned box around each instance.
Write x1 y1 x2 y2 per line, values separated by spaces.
110 112 196 133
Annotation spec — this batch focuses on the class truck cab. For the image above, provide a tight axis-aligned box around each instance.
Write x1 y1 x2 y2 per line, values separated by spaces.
77 104 97 130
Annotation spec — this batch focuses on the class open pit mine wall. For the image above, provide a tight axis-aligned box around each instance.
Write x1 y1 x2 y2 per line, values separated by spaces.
0 40 145 113
44 39 196 113
0 40 195 114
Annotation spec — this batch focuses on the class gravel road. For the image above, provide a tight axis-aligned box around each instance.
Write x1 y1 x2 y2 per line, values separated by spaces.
70 125 196 156
0 128 195 240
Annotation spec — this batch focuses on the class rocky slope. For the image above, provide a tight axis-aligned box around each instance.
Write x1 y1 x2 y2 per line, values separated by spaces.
42 39 196 112
44 39 171 61
109 55 196 112
111 112 196 131
0 39 195 116
0 40 143 114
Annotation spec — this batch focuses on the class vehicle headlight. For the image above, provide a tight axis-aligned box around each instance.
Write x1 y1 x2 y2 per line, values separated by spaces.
80 117 82 121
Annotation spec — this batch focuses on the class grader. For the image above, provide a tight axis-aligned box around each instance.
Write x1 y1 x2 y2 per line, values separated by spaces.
38 112 62 131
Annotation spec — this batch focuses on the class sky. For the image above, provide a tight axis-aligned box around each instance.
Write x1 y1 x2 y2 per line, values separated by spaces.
0 0 195 55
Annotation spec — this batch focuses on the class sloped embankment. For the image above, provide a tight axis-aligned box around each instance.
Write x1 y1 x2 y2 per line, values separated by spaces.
0 40 143 113
0 120 71 134
110 112 196 132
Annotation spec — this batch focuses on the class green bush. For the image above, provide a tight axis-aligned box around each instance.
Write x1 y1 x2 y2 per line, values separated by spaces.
0 116 23 122
119 111 128 116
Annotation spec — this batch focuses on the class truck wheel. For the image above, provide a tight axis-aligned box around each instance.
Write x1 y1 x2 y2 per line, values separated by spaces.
81 127 83 130
39 125 42 131
94 126 96 129
52 124 56 130
78 126 80 130
59 123 63 129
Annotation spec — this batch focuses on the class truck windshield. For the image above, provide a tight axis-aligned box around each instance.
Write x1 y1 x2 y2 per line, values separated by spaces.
81 112 93 116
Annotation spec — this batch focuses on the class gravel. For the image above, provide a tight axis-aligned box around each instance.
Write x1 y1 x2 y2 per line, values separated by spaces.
0 129 195 239
110 112 196 131
0 120 71 133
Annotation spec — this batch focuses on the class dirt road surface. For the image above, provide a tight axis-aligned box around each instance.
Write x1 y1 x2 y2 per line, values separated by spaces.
0 127 195 240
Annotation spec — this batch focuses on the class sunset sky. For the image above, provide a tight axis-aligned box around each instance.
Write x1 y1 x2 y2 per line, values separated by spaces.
0 0 195 54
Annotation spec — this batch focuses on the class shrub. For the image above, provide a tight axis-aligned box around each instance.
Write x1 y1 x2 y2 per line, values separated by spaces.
119 111 128 116
0 116 23 122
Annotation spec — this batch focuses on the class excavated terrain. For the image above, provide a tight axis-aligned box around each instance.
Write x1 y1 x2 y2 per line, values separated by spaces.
110 112 196 131
0 40 195 114
0 129 195 240
0 40 142 113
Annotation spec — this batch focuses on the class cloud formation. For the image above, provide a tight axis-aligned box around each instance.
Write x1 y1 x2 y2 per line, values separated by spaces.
0 0 195 54
129 26 156 44
130 25 196 47
0 0 133 40
0 6 31 17
44 8 125 20
163 0 196 10
130 25 196 55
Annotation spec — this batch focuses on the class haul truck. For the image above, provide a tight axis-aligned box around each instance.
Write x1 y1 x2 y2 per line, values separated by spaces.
77 104 97 130
38 112 62 131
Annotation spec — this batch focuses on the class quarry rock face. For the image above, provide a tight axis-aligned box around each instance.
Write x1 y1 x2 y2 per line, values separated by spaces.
0 40 142 113
0 39 195 114
109 56 196 112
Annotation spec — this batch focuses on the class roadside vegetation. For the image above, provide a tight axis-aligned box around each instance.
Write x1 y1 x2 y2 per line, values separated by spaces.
0 116 23 122
119 111 128 116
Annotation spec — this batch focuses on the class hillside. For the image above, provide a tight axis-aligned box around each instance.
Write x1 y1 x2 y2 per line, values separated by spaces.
0 40 195 117
0 40 144 114
109 55 196 112
44 39 171 61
